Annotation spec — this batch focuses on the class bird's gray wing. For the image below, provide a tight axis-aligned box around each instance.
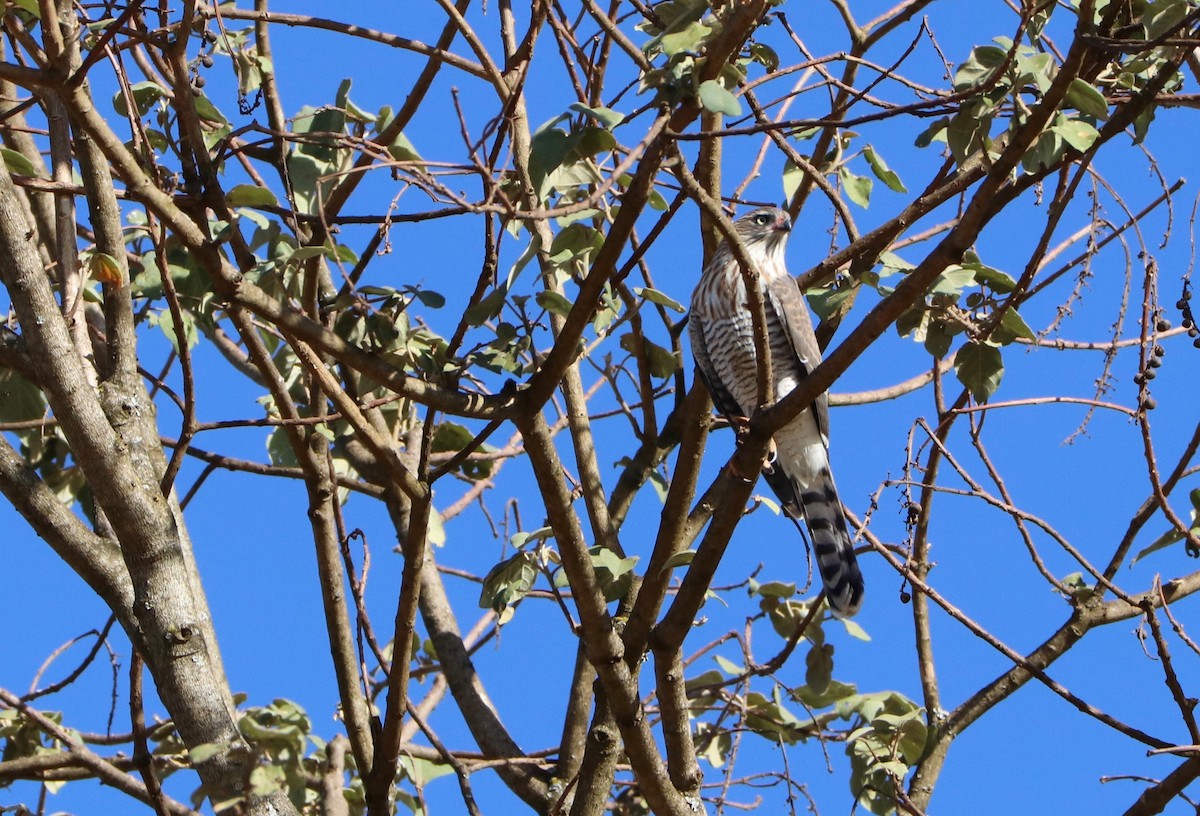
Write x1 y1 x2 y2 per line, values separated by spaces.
763 274 830 439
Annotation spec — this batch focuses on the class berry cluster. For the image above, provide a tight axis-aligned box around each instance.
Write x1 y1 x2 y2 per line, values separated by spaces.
1134 282 1196 411
1179 281 1198 347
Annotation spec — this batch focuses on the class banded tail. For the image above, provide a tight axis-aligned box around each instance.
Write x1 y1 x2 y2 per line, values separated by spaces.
763 458 864 618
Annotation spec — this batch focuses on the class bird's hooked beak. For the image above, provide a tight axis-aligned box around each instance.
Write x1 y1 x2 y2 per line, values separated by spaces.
772 211 792 234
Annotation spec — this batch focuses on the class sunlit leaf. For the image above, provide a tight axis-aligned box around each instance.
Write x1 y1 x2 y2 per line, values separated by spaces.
0 148 39 177
995 307 1036 342
113 81 166 117
89 252 124 285
478 551 538 619
1065 78 1109 119
782 158 804 201
226 184 279 208
698 80 741 116
635 287 686 313
863 145 907 193
1053 119 1100 152
568 102 624 129
839 167 872 208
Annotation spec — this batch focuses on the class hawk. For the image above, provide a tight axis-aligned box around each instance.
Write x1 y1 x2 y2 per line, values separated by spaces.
689 206 865 618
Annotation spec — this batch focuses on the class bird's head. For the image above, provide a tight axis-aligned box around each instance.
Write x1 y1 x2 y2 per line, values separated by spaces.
734 207 792 257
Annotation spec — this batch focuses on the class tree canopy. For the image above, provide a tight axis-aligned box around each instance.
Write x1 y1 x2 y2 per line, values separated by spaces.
3 1 1200 815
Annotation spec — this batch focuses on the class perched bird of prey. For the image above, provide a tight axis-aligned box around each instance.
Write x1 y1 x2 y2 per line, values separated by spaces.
689 207 864 618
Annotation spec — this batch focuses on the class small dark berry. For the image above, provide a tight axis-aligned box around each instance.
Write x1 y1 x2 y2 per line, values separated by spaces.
1142 396 1158 410
201 54 214 68
1194 337 1200 349
1185 289 1193 301
1148 356 1162 368
1133 372 1145 385
193 75 206 89
1144 368 1157 380
1153 345 1165 357
191 85 201 96
1184 318 1194 329
1157 318 1172 332
1190 327 1200 338
900 591 912 604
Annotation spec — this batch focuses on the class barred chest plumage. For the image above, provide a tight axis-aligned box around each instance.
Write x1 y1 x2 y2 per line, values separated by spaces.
690 247 805 410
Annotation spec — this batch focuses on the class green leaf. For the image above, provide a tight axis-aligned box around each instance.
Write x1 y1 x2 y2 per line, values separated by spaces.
226 184 279 208
188 741 231 765
862 145 907 193
661 549 696 572
1146 0 1189 39
536 290 574 319
805 643 834 694
478 551 538 621
765 598 820 641
1053 119 1100 152
966 261 1017 293
1064 78 1109 120
0 369 46 423
660 20 713 56
1133 488 1200 563
588 545 639 602
10 0 39 17
568 102 624 129
839 167 872 208
0 148 39 177
914 117 949 148
387 132 424 170
267 426 299 467
149 308 197 352
620 333 680 378
929 265 975 296
431 421 493 479
840 618 871 641
714 654 744 676
698 80 741 116
782 158 803 201
113 81 166 117
1022 129 1064 173
191 91 229 125
923 320 957 359
953 342 1004 401
634 287 686 313
947 105 992 165
748 42 779 72
755 495 781 515
400 756 455 786
995 307 1036 342
953 44 1007 90
752 581 796 599
792 678 856 709
426 507 446 547
464 287 508 326
408 288 446 309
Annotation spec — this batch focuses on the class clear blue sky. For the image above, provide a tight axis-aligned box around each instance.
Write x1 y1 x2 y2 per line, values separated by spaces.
4 2 1200 814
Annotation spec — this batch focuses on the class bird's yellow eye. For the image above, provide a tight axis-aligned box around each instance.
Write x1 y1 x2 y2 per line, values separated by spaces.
753 213 771 225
